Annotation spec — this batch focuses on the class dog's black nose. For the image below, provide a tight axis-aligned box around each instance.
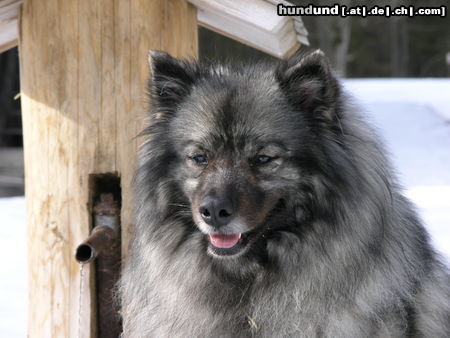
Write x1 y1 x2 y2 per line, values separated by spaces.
199 196 234 227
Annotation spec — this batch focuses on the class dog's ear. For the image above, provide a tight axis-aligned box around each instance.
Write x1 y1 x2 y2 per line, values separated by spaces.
148 51 198 116
276 50 340 121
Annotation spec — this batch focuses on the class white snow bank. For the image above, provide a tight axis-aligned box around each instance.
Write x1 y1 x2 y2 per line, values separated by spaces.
344 79 450 121
406 186 450 263
0 197 26 337
343 79 450 263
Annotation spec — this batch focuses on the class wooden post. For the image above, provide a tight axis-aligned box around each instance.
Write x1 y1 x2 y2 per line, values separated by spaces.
19 0 197 336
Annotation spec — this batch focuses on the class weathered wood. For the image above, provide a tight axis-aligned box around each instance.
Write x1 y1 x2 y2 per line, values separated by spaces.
0 0 22 52
19 0 197 336
0 19 17 53
189 0 301 58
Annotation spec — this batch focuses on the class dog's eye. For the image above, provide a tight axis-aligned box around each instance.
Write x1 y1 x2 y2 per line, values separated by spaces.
191 154 207 165
255 155 272 165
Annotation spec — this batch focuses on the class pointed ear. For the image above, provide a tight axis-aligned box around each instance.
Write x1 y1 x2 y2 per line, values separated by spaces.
276 50 340 121
148 50 198 117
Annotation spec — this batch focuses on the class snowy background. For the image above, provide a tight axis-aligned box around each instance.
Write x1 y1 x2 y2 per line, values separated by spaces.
345 79 450 265
1 79 449 337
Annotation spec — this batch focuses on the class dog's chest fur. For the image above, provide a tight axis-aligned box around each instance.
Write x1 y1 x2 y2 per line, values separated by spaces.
135 231 408 338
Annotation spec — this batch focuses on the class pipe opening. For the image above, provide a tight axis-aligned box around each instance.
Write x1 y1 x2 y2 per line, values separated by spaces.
75 244 95 263
75 172 122 336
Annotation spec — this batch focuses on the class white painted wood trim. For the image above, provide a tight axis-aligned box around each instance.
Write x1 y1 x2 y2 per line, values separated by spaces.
189 0 305 58
0 0 22 53
0 18 18 53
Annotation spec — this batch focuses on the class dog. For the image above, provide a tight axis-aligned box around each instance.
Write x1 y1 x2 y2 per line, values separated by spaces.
119 50 450 337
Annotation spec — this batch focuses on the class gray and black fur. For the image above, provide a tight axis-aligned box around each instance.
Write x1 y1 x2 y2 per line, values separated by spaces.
119 50 450 337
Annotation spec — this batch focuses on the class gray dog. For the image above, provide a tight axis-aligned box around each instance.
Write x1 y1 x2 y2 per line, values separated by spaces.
119 50 450 337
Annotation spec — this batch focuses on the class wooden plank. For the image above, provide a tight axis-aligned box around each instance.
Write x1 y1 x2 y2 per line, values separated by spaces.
0 0 22 52
75 0 99 335
190 0 284 32
0 19 18 52
0 0 22 8
162 0 199 59
113 0 134 258
198 19 299 59
0 0 22 20
189 0 299 58
20 0 80 336
0 36 16 53
19 0 197 336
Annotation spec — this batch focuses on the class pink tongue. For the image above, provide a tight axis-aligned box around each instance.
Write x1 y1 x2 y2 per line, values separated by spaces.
209 233 241 249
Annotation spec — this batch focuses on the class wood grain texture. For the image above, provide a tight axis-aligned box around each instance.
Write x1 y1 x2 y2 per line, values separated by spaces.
0 19 18 52
0 1 23 52
189 0 300 58
19 0 197 336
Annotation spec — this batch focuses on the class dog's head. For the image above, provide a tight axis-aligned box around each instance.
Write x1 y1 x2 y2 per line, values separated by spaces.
144 50 344 258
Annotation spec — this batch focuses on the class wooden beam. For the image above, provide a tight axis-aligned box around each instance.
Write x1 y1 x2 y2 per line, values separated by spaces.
0 36 17 53
189 0 301 58
0 19 18 53
19 0 197 336
0 0 22 52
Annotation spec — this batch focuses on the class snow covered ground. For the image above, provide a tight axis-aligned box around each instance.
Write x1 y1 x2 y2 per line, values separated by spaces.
0 196 26 337
344 79 450 264
1 79 449 337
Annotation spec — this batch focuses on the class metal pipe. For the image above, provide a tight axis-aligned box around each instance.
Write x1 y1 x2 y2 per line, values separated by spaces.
75 193 120 264
75 191 122 336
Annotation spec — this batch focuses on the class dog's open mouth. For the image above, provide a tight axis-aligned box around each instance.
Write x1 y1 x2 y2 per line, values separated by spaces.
209 233 241 248
207 233 248 256
205 200 285 257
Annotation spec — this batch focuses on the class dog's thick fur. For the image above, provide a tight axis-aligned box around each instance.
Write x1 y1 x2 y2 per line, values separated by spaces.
119 51 450 337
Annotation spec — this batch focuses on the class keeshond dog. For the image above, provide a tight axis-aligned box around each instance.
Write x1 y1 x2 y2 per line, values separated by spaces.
119 50 450 337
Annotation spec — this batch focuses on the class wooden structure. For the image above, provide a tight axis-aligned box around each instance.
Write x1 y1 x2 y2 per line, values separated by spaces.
0 0 22 53
188 0 308 58
2 0 308 59
0 0 308 336
19 0 197 336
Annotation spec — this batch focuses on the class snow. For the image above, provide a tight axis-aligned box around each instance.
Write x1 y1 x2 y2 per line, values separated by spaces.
0 197 26 337
0 79 449 336
344 79 450 264
344 78 450 120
